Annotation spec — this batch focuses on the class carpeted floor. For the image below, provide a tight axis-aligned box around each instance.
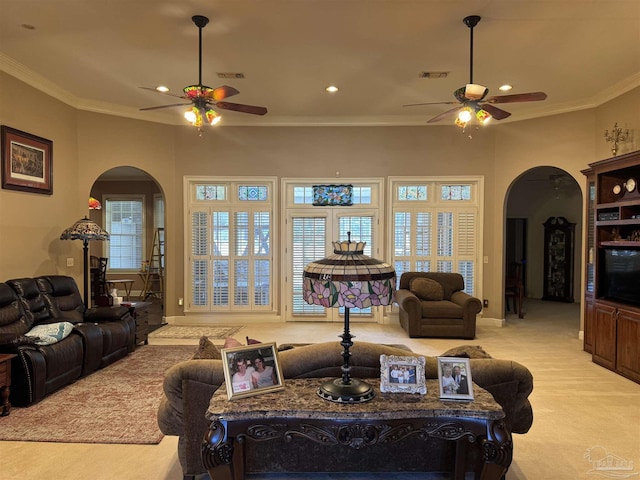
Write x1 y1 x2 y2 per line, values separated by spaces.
148 324 244 339
0 345 196 445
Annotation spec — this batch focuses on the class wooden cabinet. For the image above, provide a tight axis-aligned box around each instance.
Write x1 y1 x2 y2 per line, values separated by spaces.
616 307 640 383
542 216 575 302
583 296 595 353
592 301 617 370
582 150 640 384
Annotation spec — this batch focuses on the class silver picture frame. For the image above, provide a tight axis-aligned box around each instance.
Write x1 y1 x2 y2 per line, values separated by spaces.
437 356 474 401
379 354 427 394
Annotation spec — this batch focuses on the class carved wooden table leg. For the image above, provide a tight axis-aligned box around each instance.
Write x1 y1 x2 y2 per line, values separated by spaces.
202 420 237 480
479 419 513 480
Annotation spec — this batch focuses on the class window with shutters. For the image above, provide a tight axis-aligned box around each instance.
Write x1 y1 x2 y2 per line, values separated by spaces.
284 179 383 322
104 196 144 271
389 178 482 296
186 178 276 312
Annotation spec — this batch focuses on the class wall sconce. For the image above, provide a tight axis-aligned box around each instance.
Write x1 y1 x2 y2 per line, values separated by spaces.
604 122 630 156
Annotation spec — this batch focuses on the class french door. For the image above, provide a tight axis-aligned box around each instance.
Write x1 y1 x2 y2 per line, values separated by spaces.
285 209 381 322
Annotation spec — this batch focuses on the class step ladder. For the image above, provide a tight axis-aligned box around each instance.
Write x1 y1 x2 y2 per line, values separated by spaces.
141 227 164 301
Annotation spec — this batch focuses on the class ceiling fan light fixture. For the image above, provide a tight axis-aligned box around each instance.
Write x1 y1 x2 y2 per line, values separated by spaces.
458 107 473 123
206 109 221 125
465 83 488 101
476 108 491 124
184 106 199 125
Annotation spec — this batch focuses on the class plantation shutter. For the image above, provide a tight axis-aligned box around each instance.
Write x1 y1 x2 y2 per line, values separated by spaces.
291 216 326 315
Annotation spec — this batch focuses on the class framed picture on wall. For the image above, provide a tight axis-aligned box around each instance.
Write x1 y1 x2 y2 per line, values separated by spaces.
1 125 53 195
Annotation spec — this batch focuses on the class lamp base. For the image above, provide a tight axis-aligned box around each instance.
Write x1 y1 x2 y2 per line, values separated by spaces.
316 378 375 404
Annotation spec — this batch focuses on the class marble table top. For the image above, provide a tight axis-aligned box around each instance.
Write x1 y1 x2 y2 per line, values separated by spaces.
207 378 504 422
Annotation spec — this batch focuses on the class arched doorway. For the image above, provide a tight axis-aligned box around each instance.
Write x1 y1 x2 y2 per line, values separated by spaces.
88 166 166 323
504 166 582 318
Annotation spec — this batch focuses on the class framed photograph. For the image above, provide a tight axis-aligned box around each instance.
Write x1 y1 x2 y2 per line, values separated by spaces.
379 354 427 394
437 357 474 401
1 126 53 195
221 342 285 400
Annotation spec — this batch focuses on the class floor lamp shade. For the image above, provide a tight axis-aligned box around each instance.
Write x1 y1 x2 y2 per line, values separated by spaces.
303 237 396 403
60 217 109 308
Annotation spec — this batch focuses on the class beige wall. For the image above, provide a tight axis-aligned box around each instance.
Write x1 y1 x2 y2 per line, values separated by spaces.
2 71 639 324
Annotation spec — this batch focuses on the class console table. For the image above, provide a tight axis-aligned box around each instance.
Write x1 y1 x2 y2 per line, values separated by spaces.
202 378 512 480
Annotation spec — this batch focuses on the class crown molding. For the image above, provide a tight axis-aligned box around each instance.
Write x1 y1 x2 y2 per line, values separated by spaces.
2 53 639 127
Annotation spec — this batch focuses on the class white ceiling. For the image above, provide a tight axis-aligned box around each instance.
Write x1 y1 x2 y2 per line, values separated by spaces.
1 0 639 127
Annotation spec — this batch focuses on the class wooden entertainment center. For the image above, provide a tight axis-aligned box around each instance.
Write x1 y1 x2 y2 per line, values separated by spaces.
582 150 640 384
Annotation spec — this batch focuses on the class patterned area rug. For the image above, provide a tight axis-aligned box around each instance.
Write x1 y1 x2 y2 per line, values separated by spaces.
148 324 244 339
0 345 195 444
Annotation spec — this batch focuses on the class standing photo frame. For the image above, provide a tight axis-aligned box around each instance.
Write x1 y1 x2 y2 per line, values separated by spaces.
437 356 474 401
379 354 427 394
221 342 285 400
1 126 53 195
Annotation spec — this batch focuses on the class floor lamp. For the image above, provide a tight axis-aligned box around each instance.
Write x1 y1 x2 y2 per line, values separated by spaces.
302 233 396 403
60 217 109 308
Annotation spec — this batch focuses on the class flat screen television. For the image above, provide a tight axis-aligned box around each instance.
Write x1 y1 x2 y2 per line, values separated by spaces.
598 248 640 306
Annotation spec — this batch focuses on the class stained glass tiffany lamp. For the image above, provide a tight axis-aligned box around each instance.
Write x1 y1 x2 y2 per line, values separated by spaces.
60 217 110 307
302 233 396 403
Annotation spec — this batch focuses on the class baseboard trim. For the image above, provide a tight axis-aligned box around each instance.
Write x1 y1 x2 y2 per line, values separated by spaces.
478 316 505 327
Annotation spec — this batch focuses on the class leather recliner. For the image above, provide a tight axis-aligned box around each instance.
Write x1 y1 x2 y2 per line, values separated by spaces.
0 275 136 406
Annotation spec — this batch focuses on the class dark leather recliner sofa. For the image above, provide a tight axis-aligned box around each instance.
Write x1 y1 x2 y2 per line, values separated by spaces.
0 275 136 406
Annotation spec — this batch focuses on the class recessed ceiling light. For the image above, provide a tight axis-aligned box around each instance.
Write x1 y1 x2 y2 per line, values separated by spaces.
499 84 513 92
156 86 169 93
326 85 339 93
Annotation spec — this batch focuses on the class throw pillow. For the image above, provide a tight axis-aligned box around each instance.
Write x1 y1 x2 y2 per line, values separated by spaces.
25 322 74 346
440 345 492 359
223 337 243 349
192 336 222 360
409 277 444 301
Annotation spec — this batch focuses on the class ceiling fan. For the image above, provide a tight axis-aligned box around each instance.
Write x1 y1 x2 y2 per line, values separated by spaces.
139 15 267 131
404 15 547 127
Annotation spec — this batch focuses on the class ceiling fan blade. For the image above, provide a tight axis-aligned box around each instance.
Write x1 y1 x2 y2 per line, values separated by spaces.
208 85 240 101
403 101 459 107
140 102 191 111
485 92 547 104
215 101 268 116
139 86 187 99
427 106 462 123
480 103 512 120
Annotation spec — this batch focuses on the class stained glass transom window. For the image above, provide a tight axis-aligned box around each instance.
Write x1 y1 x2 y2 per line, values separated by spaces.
238 185 268 201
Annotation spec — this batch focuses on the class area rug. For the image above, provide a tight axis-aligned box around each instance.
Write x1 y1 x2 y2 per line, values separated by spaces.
0 345 196 444
148 324 244 339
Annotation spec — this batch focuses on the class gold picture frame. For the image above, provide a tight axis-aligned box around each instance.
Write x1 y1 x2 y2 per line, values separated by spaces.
221 342 285 400
1 126 53 195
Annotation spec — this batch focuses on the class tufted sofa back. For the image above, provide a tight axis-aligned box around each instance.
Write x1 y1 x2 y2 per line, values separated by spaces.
7 278 54 324
0 283 34 337
36 275 85 323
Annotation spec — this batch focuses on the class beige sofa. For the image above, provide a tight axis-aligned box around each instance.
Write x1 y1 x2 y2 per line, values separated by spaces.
396 272 483 339
157 341 533 480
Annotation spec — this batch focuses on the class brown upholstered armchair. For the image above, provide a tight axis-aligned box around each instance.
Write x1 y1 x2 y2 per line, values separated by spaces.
395 272 482 339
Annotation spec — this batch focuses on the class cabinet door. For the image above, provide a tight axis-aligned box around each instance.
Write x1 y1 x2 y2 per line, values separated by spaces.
616 307 640 382
584 296 595 353
593 302 617 370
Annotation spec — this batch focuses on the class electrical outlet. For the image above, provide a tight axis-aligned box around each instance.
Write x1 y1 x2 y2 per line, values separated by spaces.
66 257 74 267
483 299 489 307
178 297 184 306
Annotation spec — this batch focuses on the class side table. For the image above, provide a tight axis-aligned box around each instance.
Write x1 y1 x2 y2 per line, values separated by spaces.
203 378 512 480
0 354 17 416
122 301 152 346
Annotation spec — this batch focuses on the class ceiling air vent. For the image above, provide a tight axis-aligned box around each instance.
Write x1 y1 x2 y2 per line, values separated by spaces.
217 72 245 79
420 72 449 79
